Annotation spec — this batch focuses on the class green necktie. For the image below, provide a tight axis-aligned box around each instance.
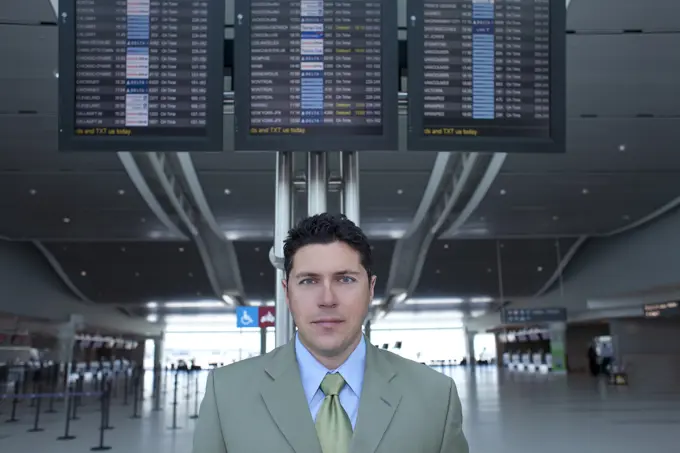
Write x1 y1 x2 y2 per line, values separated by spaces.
315 373 353 453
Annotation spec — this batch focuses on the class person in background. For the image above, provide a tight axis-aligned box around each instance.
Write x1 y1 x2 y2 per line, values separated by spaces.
587 342 599 376
193 213 469 453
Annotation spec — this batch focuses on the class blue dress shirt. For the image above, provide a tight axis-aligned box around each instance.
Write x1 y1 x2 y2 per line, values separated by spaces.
294 333 366 429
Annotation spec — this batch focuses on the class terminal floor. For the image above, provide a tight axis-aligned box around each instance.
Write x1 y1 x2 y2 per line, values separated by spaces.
1 367 679 453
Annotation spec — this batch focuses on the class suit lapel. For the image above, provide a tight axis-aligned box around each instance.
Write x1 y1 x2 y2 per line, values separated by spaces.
350 343 402 453
260 342 322 453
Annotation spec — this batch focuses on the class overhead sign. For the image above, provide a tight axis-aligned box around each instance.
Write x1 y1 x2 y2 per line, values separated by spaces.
501 307 567 325
406 0 566 153
258 307 276 328
233 0 399 152
236 306 277 328
57 0 225 152
643 301 680 318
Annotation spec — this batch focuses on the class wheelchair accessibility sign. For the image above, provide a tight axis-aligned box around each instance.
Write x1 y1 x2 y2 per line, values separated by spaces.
236 306 276 328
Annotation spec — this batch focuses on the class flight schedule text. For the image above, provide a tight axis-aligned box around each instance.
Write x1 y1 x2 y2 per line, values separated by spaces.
72 0 212 137
247 0 384 136
420 0 552 138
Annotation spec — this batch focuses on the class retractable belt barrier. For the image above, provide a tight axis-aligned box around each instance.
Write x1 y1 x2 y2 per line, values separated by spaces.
0 364 210 449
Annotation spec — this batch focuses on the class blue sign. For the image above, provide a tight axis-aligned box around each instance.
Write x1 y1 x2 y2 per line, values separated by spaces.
236 307 259 328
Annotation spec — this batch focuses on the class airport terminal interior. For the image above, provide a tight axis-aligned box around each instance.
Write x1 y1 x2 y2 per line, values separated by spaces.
2 0 680 452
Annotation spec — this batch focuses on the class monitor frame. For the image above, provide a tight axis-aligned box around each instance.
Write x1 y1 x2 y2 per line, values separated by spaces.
57 0 226 152
233 0 400 152
406 0 567 154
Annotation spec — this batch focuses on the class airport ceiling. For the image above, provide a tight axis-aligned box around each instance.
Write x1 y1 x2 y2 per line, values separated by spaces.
1 0 680 321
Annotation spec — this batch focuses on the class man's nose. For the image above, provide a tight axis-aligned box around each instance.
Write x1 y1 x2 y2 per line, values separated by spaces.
318 280 336 306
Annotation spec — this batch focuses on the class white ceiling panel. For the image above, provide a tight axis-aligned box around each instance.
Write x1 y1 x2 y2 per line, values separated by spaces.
0 115 123 171
567 34 680 116
0 25 56 78
0 24 57 114
0 172 149 211
503 118 680 173
0 1 55 24
568 0 680 32
0 78 57 114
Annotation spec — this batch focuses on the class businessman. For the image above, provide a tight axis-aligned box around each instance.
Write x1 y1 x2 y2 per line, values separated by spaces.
193 213 469 453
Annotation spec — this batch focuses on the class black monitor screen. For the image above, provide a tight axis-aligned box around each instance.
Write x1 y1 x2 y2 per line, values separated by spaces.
407 0 566 153
233 0 399 151
58 0 225 152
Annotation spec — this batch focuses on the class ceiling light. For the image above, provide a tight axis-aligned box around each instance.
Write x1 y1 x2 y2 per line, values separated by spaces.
178 247 184 252
134 272 140 277
164 301 224 308
120 247 126 252
618 144 626 152
487 268 493 273
582 188 589 195
224 188 231 195
117 189 125 195
406 298 464 305
53 69 59 78
147 314 158 323
392 291 408 304
537 266 544 272
80 271 87 276
396 189 403 195
196 292 202 296
146 302 158 309
444 243 449 249
226 232 240 240
260 272 265 276
188 272 193 277
254 247 260 252
63 217 71 223
552 215 559 221
622 214 630 221
29 189 37 195
435 269 440 274
470 296 493 303
141 217 146 223
388 231 401 239
500 189 506 195
250 300 262 306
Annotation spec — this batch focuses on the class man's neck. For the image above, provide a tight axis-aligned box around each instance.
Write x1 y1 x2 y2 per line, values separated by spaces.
301 334 363 371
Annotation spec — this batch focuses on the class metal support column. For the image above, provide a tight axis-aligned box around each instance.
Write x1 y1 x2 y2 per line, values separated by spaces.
307 152 328 215
274 152 295 347
340 152 360 225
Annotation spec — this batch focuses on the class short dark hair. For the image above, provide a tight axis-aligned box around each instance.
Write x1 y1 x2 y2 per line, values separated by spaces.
283 213 373 280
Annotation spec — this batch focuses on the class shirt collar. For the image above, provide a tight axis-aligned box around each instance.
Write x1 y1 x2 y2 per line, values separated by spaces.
295 333 366 403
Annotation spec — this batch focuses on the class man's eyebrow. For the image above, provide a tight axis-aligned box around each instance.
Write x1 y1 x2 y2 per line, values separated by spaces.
293 270 361 278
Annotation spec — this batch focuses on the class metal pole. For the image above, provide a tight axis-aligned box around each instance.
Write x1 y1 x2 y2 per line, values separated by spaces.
340 151 360 225
260 327 267 355
307 152 327 215
275 151 294 347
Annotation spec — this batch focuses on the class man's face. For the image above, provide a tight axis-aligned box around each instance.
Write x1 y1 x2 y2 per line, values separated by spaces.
283 241 375 363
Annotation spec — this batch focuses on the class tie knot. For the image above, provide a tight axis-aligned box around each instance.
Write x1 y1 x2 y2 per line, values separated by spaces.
320 373 346 396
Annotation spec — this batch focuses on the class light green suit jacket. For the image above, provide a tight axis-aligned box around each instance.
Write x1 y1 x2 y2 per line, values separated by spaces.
192 339 469 453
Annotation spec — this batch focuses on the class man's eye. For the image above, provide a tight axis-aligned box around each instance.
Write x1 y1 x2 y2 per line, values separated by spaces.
299 278 315 285
339 276 356 283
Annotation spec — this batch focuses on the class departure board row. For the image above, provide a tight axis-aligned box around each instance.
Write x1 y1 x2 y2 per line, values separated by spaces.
58 0 563 153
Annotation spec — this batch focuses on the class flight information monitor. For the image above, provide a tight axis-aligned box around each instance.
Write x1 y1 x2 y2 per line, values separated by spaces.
233 0 399 152
58 0 225 152
407 0 566 153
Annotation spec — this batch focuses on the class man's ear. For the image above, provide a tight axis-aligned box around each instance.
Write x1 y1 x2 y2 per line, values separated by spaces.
369 275 377 298
282 279 289 307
